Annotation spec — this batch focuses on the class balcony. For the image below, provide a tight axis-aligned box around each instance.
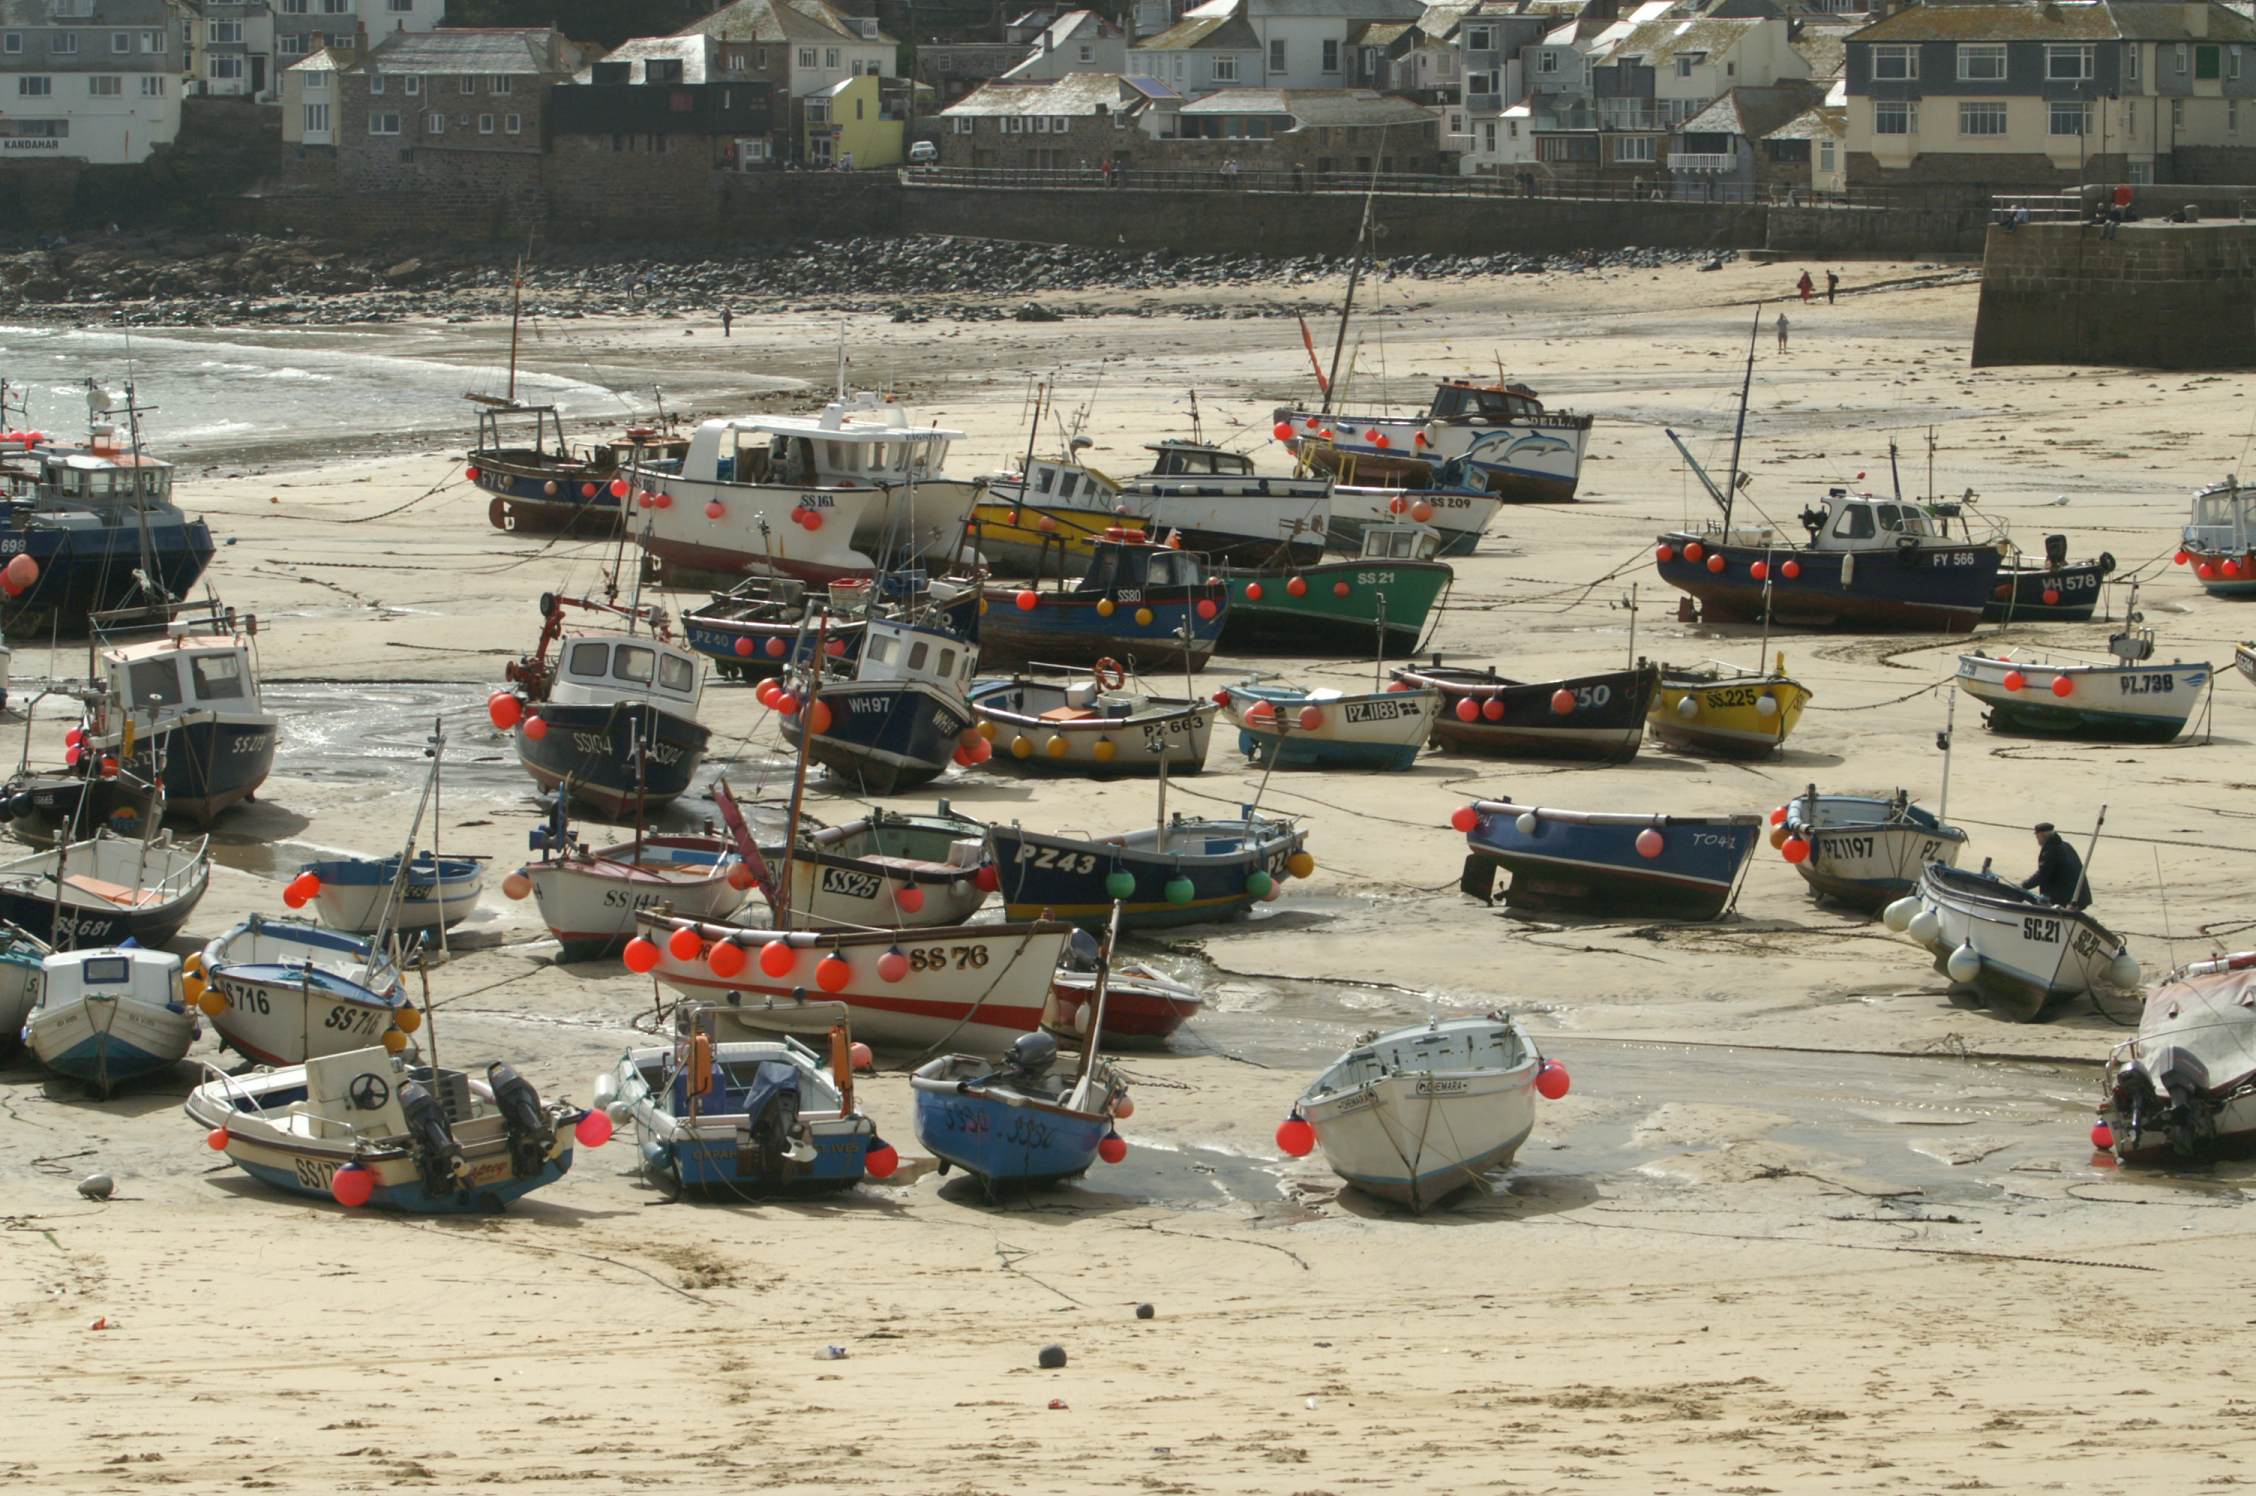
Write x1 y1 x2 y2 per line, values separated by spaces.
1463 90 1501 112
1668 151 1735 171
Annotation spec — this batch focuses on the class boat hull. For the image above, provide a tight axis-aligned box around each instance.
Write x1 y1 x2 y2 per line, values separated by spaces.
1649 673 1811 760
1656 538 2002 633
971 503 1147 575
1043 968 1200 1045
2101 959 2256 1164
513 701 710 817
524 836 747 960
475 462 627 536
1 771 159 847
1904 862 2134 1021
1220 681 1437 772
1464 804 1760 921
1781 796 1967 912
306 855 482 934
779 679 971 797
910 1054 1121 1189
1397 663 1658 763
977 585 1227 674
967 679 1212 777
0 515 216 639
1215 559 1450 656
0 831 210 948
1982 560 2108 623
1956 654 2206 743
94 712 276 826
203 919 408 1068
989 819 1306 930
1287 416 1590 503
26 996 196 1089
1327 487 1501 557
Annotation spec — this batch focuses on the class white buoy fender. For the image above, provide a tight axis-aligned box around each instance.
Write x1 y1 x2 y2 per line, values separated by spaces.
2108 949 2142 990
592 1073 619 1108
1908 908 1942 948
1946 943 1982 984
1677 695 1700 720
1882 896 1920 933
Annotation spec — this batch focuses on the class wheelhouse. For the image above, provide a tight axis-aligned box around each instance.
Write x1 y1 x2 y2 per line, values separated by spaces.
685 394 961 490
550 632 703 710
1080 535 1209 593
855 618 975 692
1357 522 1443 562
1426 381 1545 423
1807 490 1942 552
1142 442 1256 478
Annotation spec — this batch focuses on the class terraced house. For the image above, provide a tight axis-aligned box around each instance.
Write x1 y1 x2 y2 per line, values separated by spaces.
1845 0 2256 186
0 0 186 164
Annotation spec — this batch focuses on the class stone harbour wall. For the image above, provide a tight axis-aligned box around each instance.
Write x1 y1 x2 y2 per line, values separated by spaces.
1970 221 2256 369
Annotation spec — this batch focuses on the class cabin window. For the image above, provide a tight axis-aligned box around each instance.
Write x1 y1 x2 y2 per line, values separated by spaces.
57 468 80 494
659 653 695 693
126 657 183 707
906 641 930 671
868 635 894 663
1035 467 1054 494
1058 472 1078 498
825 440 851 472
1876 503 1902 529
1388 531 1415 558
81 956 129 985
1837 504 1876 539
568 641 608 675
190 652 244 700
612 645 656 684
937 647 958 676
1148 553 1182 586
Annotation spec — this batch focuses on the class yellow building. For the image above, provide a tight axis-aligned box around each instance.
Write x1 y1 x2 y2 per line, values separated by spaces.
805 74 904 167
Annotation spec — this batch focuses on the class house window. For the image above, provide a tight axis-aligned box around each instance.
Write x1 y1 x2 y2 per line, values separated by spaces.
139 74 163 94
505 112 520 132
1873 99 1915 134
206 21 239 43
2050 100 2089 135
277 34 305 55
1051 114 1066 131
1959 100 2006 135
1466 26 1491 49
386 0 409 10
1957 43 2006 80
2233 45 2243 80
1269 38 1285 72
86 74 118 94
209 56 242 77
1675 52 1700 77
1033 113 1047 131
52 31 76 53
1322 38 1339 72
1469 70 1494 93
1871 44 1917 80
934 52 950 69
369 111 400 133
108 30 126 51
368 74 384 93
488 74 511 93
1213 56 1236 81
798 47 815 67
726 50 744 71
1447 111 1461 134
824 47 838 67
806 99 827 122
303 102 327 131
403 75 421 94
1078 43 1091 61
306 70 325 89
2173 97 2185 129
2126 43 2139 79
1819 139 1834 170
2 35 19 53
426 112 442 132
2176 42 2188 73
459 75 478 93
1536 49 1556 73
1483 119 1496 149
2047 43 2094 79
951 114 971 132
1614 134 1654 161
479 113 493 132
756 46 767 66
2196 44 2221 79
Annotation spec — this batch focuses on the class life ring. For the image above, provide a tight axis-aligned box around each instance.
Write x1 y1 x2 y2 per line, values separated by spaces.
1092 657 1126 693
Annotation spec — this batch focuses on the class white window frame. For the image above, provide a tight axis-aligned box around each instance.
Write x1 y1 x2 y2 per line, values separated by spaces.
1614 134 1654 161
2049 99 2089 135
368 73 384 94
303 101 328 132
425 111 443 133
505 112 520 133
1465 26 1491 49
1212 55 1236 81
798 47 815 67
1078 43 1091 61
206 21 240 44
1322 38 1339 73
487 74 511 93
1959 99 2006 135
138 74 163 94
1268 37 1286 72
1873 98 1915 134
1871 44 1917 80
108 30 127 52
276 33 306 56
4 34 22 54
306 70 325 89
459 74 478 93
2046 43 2094 80
824 47 838 68
403 75 421 95
2173 96 2185 128
1956 43 2006 81
478 112 493 133
86 73 119 95
52 31 77 53
2176 42 2188 73
2126 42 2139 80
950 114 971 133
209 55 242 78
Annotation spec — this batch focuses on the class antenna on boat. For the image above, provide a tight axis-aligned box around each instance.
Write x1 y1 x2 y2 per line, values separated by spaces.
776 614 829 922
505 250 526 406
836 322 848 402
1722 302 1761 533
1621 580 1638 670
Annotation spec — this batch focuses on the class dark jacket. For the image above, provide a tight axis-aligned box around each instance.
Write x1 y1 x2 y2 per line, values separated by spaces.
2023 835 2088 909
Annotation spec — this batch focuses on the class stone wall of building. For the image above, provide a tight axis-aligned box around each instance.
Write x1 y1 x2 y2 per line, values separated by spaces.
1970 220 2256 368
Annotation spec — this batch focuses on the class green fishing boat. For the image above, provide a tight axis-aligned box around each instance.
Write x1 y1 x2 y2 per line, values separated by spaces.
1217 522 1451 656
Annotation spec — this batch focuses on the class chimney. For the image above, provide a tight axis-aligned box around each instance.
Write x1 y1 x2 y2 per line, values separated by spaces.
2185 0 2209 37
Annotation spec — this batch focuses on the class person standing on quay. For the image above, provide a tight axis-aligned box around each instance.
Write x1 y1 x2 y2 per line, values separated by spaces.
720 307 733 338
1776 311 1790 352
1825 269 1838 304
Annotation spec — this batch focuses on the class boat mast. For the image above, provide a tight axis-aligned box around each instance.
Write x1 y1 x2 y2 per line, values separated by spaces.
505 255 524 407
776 615 829 920
1935 685 1956 828
1320 144 1386 418
1722 303 1761 533
1013 378 1046 525
1071 897 1125 1102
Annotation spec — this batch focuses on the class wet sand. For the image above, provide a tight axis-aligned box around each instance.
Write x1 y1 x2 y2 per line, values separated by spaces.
7 260 2256 1493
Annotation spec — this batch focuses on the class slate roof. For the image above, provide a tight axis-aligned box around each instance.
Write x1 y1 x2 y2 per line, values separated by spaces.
360 28 584 75
940 72 1139 113
1849 0 2256 43
677 0 895 48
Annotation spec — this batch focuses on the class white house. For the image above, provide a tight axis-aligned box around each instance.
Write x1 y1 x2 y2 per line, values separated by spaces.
1129 0 1426 99
0 0 185 163
1001 8 1125 80
678 0 894 101
278 42 338 144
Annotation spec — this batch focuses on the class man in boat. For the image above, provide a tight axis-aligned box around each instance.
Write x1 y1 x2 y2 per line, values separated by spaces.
2023 823 2090 909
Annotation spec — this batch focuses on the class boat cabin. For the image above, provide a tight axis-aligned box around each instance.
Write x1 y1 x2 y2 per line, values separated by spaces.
1001 456 1119 511
1425 381 1546 424
684 393 962 490
853 617 975 693
99 625 263 733
8 426 175 516
1141 442 1256 480
549 631 703 711
1800 489 1947 553
1077 531 1209 595
2185 478 2253 554
1357 522 1443 563
41 946 183 1012
472 405 689 476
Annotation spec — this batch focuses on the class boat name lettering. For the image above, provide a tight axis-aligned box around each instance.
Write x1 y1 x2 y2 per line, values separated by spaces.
2073 928 2106 958
1355 571 1397 586
998 1111 1059 1149
1932 551 1981 567
405 883 434 900
2022 916 2062 945
1414 1078 1469 1096
323 1005 385 1037
1138 716 1199 748
1113 589 1143 604
798 494 838 509
1688 833 1734 847
2117 673 2176 695
1705 686 1766 708
1918 840 1943 862
1818 835 1875 859
230 735 264 754
820 867 884 900
906 944 989 972
935 1099 992 1137
1958 659 1978 678
1345 699 1418 723
1332 1091 1373 1113
217 981 270 1015
2054 572 2097 591
293 1156 341 1189
1573 684 1612 710
601 889 671 910
847 696 889 714
1014 844 1098 875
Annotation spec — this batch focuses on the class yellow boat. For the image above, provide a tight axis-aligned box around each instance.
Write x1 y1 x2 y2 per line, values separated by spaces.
1649 651 1812 759
972 453 1140 575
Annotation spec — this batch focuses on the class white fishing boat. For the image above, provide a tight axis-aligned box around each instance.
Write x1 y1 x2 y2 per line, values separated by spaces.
1120 441 1332 568
197 916 411 1067
1276 378 1593 504
185 1045 587 1212
1218 676 1438 772
969 667 1214 777
780 804 992 931
1778 787 1967 913
1327 483 1503 558
304 852 483 934
1890 859 2139 1022
0 928 48 1051
24 946 197 1093
637 394 979 585
0 827 208 948
80 602 278 825
630 911 1071 1054
1957 602 2210 743
1286 1012 1550 1213
2100 951 2256 1164
514 817 750 962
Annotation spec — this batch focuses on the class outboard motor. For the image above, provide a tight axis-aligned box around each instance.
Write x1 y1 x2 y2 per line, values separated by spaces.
1063 928 1102 974
486 1062 555 1179
746 1061 802 1156
398 1079 469 1196
2044 533 2069 568
1004 1031 1059 1086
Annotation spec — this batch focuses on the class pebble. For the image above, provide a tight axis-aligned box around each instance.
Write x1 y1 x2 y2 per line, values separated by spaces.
1037 1343 1067 1369
77 1174 114 1200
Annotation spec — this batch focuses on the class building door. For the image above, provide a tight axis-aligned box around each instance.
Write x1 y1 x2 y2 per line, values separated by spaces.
252 56 265 93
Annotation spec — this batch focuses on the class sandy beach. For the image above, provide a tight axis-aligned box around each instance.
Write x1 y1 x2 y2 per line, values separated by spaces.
7 258 2256 1494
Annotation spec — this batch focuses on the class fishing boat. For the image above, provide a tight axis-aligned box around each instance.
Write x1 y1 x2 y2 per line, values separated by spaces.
2175 476 2256 598
968 666 1213 777
1649 654 1812 760
1890 858 2138 1021
78 602 278 825
1327 481 1503 558
1286 1012 1549 1211
0 927 46 1051
1275 378 1593 504
780 802 993 931
1217 676 1438 772
0 828 208 947
0 761 161 848
973 443 1144 575
1984 534 2115 623
304 852 482 935
2098 951 2256 1164
1776 786 1967 912
913 1032 1127 1194
1956 601 2209 743
494 592 710 818
472 408 689 536
24 946 197 1093
680 577 852 681
1044 928 1201 1046
988 811 1308 931
1457 800 1761 921
185 1045 585 1212
197 916 411 1066
776 612 978 797
512 796 749 961
1118 441 1332 568
1396 660 1659 764
978 529 1228 674
1216 521 1452 656
0 382 216 639
629 911 1073 1054
599 1005 883 1195
636 395 979 586
2239 640 2256 689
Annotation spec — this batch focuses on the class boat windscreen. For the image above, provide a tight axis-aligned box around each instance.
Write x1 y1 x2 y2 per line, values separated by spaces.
127 657 184 707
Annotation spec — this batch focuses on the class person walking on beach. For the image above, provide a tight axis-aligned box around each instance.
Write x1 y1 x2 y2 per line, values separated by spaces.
2023 823 2091 909
1825 269 1838 304
1797 269 1814 302
1775 311 1789 352
720 307 733 338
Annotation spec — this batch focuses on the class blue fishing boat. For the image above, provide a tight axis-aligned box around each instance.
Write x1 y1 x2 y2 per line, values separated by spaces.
912 1031 1127 1195
978 530 1227 674
1218 676 1437 771
778 613 978 796
683 577 866 681
497 592 711 818
600 1006 883 1195
1458 800 1761 921
471 404 687 537
80 602 277 825
304 852 483 934
24 946 198 1093
0 385 215 639
988 811 1307 930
